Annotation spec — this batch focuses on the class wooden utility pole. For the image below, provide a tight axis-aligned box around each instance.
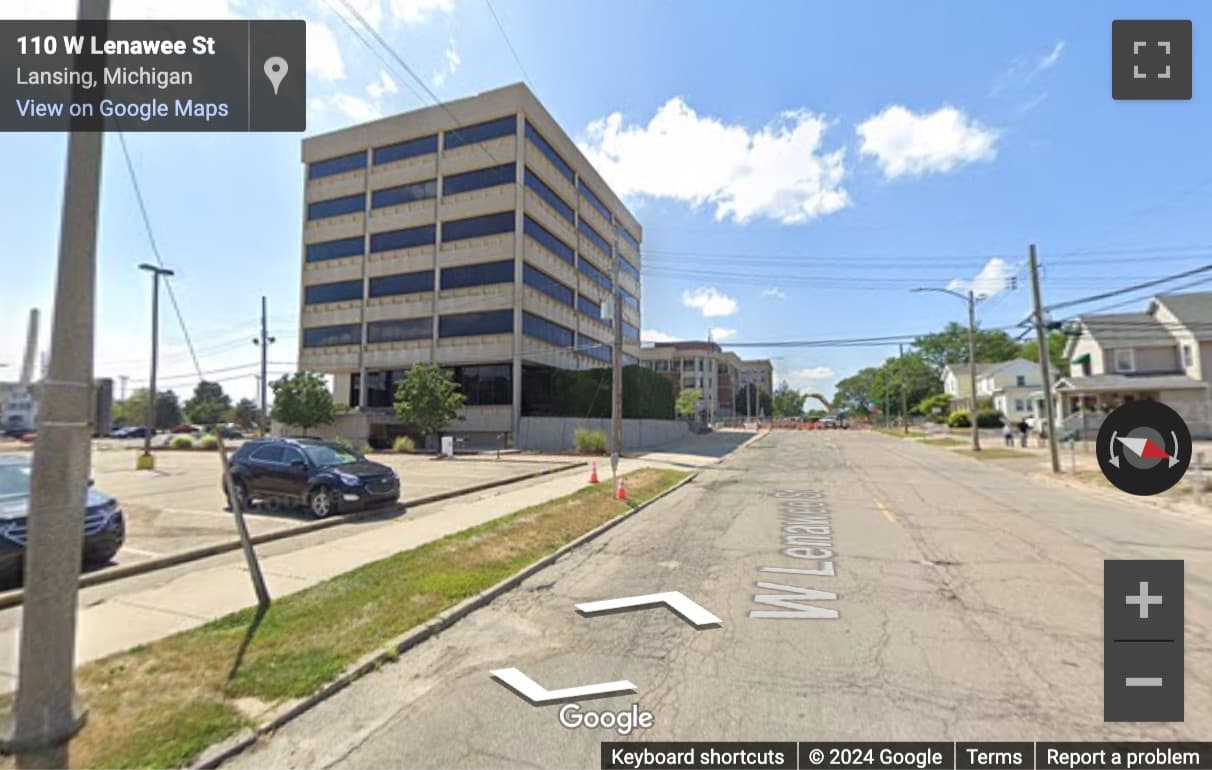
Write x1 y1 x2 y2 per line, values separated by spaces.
899 343 909 434
1030 244 1061 473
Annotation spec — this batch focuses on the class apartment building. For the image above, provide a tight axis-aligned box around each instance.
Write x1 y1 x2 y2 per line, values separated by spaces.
638 342 772 422
298 83 642 444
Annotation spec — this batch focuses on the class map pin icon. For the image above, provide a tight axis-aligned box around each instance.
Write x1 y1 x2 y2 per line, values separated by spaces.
264 56 288 95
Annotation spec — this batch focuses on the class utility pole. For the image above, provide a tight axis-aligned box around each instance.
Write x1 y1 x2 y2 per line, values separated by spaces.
610 291 623 482
137 263 173 469
1030 244 1061 473
252 296 275 435
4 2 109 766
899 343 909 434
117 374 128 404
966 290 981 452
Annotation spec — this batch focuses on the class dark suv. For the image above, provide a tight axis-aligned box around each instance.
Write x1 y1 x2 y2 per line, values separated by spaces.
224 438 400 518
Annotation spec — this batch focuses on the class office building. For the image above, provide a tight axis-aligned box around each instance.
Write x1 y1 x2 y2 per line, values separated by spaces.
638 342 773 422
298 83 642 445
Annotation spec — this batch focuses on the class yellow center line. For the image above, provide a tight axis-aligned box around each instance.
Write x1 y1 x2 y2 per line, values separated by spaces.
874 498 898 524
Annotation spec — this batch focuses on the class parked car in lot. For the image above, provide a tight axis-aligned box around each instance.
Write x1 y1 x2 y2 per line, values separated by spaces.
0 456 125 579
223 438 399 518
169 424 199 434
111 426 152 439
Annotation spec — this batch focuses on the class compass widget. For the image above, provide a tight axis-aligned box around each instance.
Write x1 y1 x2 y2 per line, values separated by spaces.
1097 400 1192 496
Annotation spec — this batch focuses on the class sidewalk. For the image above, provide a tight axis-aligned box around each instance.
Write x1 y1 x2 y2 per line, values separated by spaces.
0 435 749 693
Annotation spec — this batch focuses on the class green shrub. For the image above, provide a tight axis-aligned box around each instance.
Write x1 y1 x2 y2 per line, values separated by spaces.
196 435 219 450
976 408 1004 428
392 436 416 453
169 435 194 450
573 428 607 454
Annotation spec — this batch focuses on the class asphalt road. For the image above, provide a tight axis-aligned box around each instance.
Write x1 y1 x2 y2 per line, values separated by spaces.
230 430 1212 769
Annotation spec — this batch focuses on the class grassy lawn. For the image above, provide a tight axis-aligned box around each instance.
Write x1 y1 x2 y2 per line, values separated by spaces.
873 428 923 438
952 448 1036 459
20 467 689 769
919 437 966 447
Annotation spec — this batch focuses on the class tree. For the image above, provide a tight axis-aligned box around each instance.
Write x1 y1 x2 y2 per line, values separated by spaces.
675 388 702 419
121 388 182 429
917 392 952 417
733 384 772 418
231 398 260 431
1021 329 1069 374
271 371 336 435
833 367 880 415
393 363 465 446
913 322 1022 374
771 381 807 418
184 380 232 426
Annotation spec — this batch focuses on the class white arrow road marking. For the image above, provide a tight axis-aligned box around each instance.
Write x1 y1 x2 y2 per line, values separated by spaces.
575 591 723 628
490 667 636 705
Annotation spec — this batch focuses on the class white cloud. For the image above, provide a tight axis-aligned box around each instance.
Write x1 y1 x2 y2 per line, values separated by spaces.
946 257 1015 298
391 0 455 24
432 38 460 88
366 70 399 100
1016 92 1049 115
341 0 385 29
10 0 240 18
782 367 836 392
709 328 737 341
682 287 739 318
761 287 786 300
641 329 679 344
579 98 850 225
993 40 1066 94
856 105 999 179
307 22 346 82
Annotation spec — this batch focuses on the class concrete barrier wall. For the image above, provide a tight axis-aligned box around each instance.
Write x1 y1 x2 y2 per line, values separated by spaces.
516 416 691 452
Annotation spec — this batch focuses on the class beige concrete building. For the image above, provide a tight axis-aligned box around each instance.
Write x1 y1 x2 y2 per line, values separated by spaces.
638 342 772 422
298 83 642 445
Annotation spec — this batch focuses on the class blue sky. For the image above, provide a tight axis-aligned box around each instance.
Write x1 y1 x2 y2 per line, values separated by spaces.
3 0 1211 402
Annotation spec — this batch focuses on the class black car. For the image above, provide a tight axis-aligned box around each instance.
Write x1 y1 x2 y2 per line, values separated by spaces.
224 438 400 518
0 456 126 579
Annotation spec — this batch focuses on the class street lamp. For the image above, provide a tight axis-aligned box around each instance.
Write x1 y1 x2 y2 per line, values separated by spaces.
138 263 174 469
911 286 983 452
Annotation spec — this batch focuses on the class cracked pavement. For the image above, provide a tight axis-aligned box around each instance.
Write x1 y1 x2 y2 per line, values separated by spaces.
229 430 1212 768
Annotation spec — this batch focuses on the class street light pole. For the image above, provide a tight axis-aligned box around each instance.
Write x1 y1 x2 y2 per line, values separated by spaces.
252 295 275 435
911 286 982 452
138 263 173 469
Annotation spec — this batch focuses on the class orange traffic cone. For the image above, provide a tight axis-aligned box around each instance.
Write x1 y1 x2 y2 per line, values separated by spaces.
588 462 599 484
615 477 627 501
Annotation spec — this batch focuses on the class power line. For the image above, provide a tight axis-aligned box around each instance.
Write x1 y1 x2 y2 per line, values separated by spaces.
320 0 427 106
484 0 531 84
1042 264 1212 313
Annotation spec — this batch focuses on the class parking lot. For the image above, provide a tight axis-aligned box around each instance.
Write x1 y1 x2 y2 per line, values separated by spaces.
14 443 577 578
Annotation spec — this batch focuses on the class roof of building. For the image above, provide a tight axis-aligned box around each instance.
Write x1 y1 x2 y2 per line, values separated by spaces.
1054 373 1208 392
942 358 1032 379
1076 312 1176 349
1152 291 1212 340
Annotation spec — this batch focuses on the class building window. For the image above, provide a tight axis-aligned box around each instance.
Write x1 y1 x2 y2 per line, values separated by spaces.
578 333 611 363
523 214 574 265
523 168 575 225
302 324 361 348
373 134 438 165
307 193 364 221
448 364 512 405
308 151 365 180
1114 348 1135 373
1182 344 1192 368
1015 374 1026 387
524 121 574 182
441 260 514 290
523 264 574 307
578 219 611 257
622 321 639 341
623 353 638 366
370 224 436 253
372 179 437 209
444 115 516 150
577 294 602 321
1015 399 1026 412
439 309 513 338
367 317 432 343
620 288 638 312
522 311 574 349
442 211 515 243
618 255 639 282
578 180 611 222
369 269 434 297
578 256 612 291
306 236 363 263
443 163 516 197
304 279 362 305
617 222 640 253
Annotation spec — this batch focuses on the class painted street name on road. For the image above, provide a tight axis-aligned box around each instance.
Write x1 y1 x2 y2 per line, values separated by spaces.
750 489 839 620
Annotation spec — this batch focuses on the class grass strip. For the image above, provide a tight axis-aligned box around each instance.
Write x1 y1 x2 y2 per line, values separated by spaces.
919 437 967 447
14 467 688 769
952 448 1036 459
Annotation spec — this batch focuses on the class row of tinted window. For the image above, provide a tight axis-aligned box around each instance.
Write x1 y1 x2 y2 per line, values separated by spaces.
617 223 640 253
372 179 436 209
373 134 438 165
622 321 640 341
578 334 612 363
621 288 639 312
368 317 432 343
525 121 574 183
304 280 362 305
306 236 363 263
523 214 574 265
308 151 365 180
524 168 574 225
578 219 611 257
370 224 435 253
579 181 611 222
442 211 515 242
444 163 515 197
618 255 639 282
523 312 574 349
442 260 513 290
439 309 513 338
369 269 433 297
307 193 363 221
577 294 601 321
444 116 515 150
303 324 360 348
450 364 511 405
523 264 574 307
578 256 612 291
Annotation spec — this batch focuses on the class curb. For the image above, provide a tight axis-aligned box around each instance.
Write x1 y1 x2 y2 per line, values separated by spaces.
189 470 698 770
0 461 586 610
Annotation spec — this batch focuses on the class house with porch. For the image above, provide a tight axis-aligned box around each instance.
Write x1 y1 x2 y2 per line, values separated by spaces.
1042 291 1212 439
942 358 1046 420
